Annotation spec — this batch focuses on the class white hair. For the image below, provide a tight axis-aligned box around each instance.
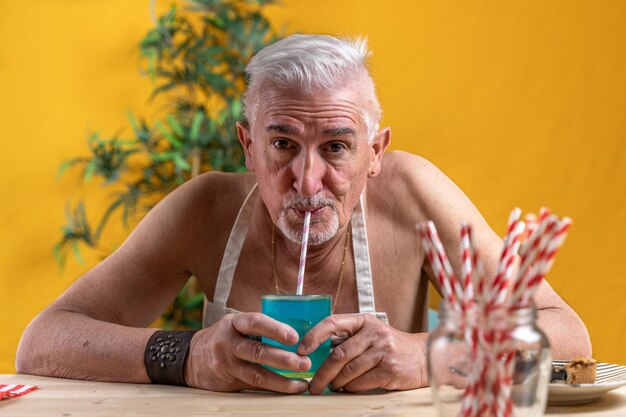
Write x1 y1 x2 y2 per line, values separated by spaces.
243 34 382 142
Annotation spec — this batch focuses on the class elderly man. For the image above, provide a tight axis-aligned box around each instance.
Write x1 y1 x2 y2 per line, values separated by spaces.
16 34 591 394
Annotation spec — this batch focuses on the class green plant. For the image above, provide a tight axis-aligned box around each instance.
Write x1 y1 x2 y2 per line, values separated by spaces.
55 0 281 329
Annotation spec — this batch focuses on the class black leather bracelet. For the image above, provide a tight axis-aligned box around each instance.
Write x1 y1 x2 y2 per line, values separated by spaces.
144 330 197 386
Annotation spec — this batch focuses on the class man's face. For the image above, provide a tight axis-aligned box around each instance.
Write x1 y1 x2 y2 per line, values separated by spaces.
238 74 386 245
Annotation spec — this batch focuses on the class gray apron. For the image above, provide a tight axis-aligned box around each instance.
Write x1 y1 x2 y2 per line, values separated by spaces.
203 184 389 326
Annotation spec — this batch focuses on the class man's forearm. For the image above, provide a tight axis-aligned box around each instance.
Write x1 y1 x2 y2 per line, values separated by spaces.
537 307 592 360
16 309 157 383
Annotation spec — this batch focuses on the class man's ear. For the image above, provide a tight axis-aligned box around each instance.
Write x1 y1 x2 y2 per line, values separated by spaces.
236 121 255 171
368 126 391 177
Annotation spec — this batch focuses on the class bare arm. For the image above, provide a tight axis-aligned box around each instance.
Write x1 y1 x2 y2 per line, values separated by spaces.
533 280 592 359
394 151 591 359
17 173 314 393
16 175 200 381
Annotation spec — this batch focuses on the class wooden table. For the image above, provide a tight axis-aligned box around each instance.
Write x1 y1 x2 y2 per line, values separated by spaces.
2 374 626 416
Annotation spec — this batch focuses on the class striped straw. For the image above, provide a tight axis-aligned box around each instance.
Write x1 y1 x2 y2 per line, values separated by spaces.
512 215 558 300
490 221 525 307
459 224 484 417
516 214 555 281
418 225 454 304
539 217 572 277
426 221 465 305
460 223 475 306
471 233 487 305
488 209 522 303
506 208 522 239
417 209 571 417
417 222 461 312
519 208 551 257
524 213 538 241
295 211 311 295
516 217 572 306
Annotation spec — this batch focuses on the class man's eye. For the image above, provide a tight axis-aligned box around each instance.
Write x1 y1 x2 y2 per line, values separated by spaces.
272 138 291 149
327 142 346 153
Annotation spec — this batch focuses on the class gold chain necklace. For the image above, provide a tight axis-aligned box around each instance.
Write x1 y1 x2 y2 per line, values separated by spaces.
271 222 351 314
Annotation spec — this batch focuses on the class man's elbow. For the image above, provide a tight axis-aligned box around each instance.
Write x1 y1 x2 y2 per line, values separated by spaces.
565 326 593 359
550 311 593 360
15 314 54 376
567 308 593 358
574 319 593 358
15 328 37 375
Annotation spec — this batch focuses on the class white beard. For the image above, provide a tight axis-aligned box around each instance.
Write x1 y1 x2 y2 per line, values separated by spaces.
276 195 340 245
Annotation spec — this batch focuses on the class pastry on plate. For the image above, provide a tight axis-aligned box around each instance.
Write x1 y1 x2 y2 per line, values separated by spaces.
551 357 597 384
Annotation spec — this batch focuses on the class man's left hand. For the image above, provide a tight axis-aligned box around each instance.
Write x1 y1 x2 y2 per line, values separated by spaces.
297 314 429 394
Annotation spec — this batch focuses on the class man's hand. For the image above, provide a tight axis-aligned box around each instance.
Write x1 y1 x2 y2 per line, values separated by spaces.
298 314 429 394
185 313 310 393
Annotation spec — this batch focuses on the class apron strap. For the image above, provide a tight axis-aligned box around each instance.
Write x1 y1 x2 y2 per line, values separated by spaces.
351 194 377 314
212 184 258 307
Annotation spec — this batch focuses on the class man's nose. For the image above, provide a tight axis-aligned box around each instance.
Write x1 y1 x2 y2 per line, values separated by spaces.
292 150 324 197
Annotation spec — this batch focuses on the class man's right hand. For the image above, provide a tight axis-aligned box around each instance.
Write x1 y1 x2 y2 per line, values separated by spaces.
184 312 310 393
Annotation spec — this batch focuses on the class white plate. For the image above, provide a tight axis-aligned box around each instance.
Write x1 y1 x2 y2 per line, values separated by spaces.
547 361 626 406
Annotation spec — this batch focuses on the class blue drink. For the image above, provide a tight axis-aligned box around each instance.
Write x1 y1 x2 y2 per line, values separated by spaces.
261 294 331 378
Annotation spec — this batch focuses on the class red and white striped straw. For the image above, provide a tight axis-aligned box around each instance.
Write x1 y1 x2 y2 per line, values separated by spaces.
519 208 550 257
516 217 572 306
524 213 538 241
538 217 572 278
517 214 555 277
506 208 522 239
471 233 487 305
490 208 522 294
295 210 311 295
460 223 475 306
417 208 571 417
426 221 465 305
426 222 455 280
489 221 525 307
418 226 452 300
513 215 558 301
417 222 461 312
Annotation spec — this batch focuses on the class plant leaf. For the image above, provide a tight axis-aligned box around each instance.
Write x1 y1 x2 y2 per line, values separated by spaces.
84 161 96 183
156 121 183 150
57 158 85 180
127 111 140 133
190 111 204 143
231 99 242 120
72 241 84 265
173 154 191 171
167 114 185 137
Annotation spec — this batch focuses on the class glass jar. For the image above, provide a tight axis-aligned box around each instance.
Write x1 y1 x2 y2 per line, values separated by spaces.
509 304 552 416
427 302 470 417
427 302 551 417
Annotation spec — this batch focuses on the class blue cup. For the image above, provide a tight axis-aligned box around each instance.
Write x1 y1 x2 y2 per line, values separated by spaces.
261 294 331 378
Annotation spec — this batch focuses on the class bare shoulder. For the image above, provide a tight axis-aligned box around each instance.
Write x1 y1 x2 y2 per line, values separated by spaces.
369 151 451 218
141 171 256 264
167 171 255 220
370 150 500 253
169 170 254 206
380 151 446 190
44 171 256 327
381 150 429 169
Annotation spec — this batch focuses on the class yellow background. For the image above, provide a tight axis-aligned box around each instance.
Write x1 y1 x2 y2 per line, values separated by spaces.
1 0 625 373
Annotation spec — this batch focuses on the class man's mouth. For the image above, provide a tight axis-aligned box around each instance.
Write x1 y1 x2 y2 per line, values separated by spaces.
293 207 325 218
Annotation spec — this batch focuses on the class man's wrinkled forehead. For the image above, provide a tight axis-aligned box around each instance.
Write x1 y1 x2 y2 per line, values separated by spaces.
250 74 377 133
